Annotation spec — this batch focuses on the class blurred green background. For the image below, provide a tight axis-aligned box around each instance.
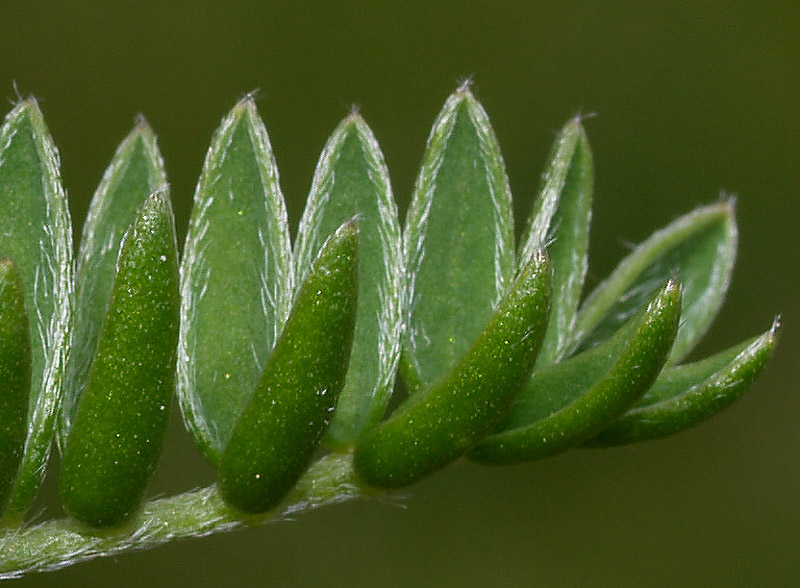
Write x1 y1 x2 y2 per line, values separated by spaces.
1 2 797 586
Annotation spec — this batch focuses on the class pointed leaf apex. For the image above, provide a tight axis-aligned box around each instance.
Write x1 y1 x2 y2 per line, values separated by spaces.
334 216 361 241
337 112 368 138
14 97 41 115
720 191 737 210
343 111 363 125
769 315 782 337
666 276 681 291
656 278 683 307
448 84 477 108
229 101 256 127
147 190 168 207
344 215 360 230
117 115 159 156
570 109 599 126
135 191 174 234
707 195 736 219
456 77 474 94
565 115 585 132
6 98 47 132
527 247 549 268
133 114 153 134
130 125 160 158
551 117 586 152
233 92 260 115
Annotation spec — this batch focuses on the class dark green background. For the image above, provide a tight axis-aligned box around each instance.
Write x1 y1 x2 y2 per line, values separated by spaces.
2 2 797 586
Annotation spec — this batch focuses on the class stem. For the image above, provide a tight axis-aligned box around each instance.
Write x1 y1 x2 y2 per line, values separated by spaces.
0 453 363 579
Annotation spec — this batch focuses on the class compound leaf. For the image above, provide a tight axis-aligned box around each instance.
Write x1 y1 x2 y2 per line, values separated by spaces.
294 114 402 449
62 118 167 444
470 281 681 465
354 251 550 489
586 319 778 446
60 194 179 528
178 97 293 466
401 85 515 394
572 201 735 363
518 117 593 365
0 100 72 520
220 223 359 513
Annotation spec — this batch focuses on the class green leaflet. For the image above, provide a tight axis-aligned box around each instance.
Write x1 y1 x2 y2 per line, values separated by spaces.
62 118 167 445
0 100 72 520
571 201 736 363
219 223 359 514
470 281 681 465
60 195 179 527
294 114 402 450
178 97 293 466
518 118 593 366
353 251 551 490
401 86 515 394
0 261 31 521
586 319 779 447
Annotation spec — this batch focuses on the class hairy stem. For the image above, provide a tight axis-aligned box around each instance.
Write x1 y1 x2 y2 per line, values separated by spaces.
0 453 362 579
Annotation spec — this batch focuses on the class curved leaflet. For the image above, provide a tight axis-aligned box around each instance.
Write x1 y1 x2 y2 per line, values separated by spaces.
586 319 778 446
60 195 179 527
0 100 72 520
353 251 551 490
401 85 515 394
519 117 593 366
470 281 681 465
294 114 402 449
218 223 359 514
571 202 735 362
178 96 293 465
62 118 167 444
0 260 31 521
